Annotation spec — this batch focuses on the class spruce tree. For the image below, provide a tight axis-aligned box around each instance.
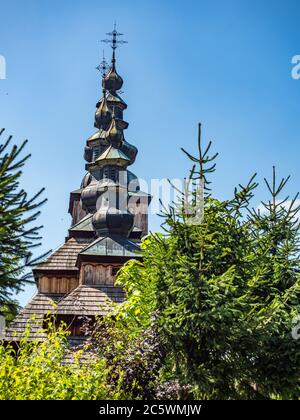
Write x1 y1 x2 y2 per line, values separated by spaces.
0 128 48 319
116 123 300 399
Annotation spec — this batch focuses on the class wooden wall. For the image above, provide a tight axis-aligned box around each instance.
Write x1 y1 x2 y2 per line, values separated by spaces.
39 276 79 294
81 263 122 286
38 265 123 293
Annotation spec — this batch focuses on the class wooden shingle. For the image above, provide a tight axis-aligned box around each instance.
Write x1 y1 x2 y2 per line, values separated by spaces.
35 237 92 272
54 284 125 316
4 293 63 342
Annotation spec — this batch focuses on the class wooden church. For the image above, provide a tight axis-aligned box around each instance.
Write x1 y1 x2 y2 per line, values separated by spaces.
5 27 151 345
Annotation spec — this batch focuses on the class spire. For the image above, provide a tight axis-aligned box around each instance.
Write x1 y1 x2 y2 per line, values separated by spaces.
101 23 127 93
82 25 136 239
94 24 129 130
95 51 111 129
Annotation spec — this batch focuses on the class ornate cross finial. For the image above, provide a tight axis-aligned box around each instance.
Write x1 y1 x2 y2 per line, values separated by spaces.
101 22 127 50
96 50 109 77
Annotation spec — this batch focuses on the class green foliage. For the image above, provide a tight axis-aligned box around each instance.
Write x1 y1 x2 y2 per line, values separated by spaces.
0 303 20 324
115 124 300 399
0 129 49 319
115 235 161 336
1 123 300 400
0 322 129 400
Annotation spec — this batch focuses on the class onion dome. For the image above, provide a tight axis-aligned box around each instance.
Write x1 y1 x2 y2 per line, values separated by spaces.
120 140 138 164
92 206 134 237
80 181 98 213
95 88 111 129
102 51 123 92
105 113 124 148
84 145 93 162
80 172 92 189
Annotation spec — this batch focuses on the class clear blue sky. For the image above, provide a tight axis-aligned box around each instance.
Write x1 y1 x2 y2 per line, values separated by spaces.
1 0 300 306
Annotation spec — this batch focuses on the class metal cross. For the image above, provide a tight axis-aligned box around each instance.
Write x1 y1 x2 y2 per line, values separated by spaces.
101 22 127 50
96 50 109 76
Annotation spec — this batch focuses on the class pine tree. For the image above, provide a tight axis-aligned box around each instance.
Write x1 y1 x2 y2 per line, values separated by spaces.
0 128 49 319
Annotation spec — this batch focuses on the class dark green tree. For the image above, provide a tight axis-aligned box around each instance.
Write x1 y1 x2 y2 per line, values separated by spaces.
0 128 48 320
116 123 300 399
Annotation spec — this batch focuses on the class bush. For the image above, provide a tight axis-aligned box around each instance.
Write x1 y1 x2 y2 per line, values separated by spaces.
0 323 128 400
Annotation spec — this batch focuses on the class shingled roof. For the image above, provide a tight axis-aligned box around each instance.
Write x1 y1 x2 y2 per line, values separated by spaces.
54 285 125 316
4 293 63 342
34 237 92 273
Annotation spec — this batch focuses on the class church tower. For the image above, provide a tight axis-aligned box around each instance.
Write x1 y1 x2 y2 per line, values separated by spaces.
5 27 151 344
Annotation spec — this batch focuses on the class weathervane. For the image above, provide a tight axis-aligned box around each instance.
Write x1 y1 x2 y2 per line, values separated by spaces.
96 50 109 77
101 22 127 50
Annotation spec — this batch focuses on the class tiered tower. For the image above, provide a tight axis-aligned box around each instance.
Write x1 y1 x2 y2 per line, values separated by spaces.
5 27 151 344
